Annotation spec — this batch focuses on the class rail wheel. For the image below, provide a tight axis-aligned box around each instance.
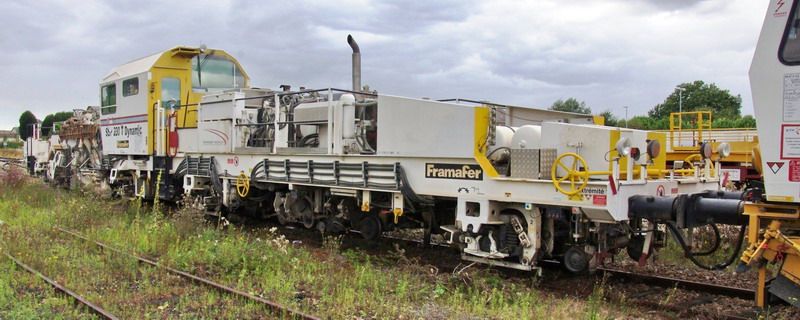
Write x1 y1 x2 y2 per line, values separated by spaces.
551 153 590 196
563 246 590 273
360 215 382 240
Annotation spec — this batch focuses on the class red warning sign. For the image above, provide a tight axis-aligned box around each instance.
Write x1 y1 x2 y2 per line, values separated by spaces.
593 195 607 206
790 160 800 182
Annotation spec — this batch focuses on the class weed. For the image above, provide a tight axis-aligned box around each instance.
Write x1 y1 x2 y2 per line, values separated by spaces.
322 234 343 255
584 274 609 320
0 175 635 319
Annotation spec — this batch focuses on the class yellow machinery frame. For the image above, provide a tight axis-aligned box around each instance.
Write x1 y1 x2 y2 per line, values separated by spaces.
740 202 800 307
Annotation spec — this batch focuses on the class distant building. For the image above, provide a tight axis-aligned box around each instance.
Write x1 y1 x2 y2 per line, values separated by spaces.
0 129 20 142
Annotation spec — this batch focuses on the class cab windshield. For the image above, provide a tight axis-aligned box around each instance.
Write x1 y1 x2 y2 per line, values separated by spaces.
191 53 245 93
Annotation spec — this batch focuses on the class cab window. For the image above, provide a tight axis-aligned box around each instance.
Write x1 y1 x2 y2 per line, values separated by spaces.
101 84 116 115
123 78 139 96
781 1 800 64
191 53 245 93
161 77 181 109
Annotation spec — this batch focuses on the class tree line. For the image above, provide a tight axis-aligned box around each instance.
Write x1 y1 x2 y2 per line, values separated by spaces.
18 110 75 140
548 80 756 130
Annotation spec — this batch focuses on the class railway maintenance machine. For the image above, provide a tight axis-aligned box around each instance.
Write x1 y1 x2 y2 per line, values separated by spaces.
26 1 800 309
739 0 800 308
87 36 748 288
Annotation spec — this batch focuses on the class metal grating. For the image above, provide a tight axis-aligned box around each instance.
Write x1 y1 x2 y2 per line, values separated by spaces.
510 148 558 179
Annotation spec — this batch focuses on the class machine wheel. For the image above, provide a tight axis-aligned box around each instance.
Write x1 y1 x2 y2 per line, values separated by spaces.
563 246 590 273
276 206 291 225
301 209 316 229
626 235 646 262
360 215 382 240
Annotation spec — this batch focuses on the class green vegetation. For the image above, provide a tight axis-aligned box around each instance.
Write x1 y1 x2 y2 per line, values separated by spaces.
17 111 37 141
41 111 74 136
649 81 742 120
549 98 592 115
0 170 636 319
0 140 21 149
558 80 753 130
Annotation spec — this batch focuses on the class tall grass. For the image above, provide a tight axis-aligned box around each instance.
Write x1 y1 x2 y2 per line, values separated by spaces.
0 169 632 319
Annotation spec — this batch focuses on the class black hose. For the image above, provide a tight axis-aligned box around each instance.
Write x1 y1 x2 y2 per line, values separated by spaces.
250 160 269 190
298 133 319 147
665 221 747 271
486 147 510 161
689 223 721 257
174 158 188 178
208 158 223 197
398 166 433 206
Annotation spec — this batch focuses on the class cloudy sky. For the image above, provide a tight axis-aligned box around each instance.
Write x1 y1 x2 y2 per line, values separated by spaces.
0 0 769 129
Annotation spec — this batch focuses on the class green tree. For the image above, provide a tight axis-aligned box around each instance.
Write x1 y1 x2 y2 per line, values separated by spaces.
596 109 619 126
734 115 757 128
626 115 658 130
648 81 742 120
549 98 591 114
18 110 38 140
712 118 736 129
41 111 74 136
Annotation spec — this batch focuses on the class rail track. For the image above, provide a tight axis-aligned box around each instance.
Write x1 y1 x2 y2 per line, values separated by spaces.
0 157 24 170
375 231 756 299
51 226 321 320
597 266 755 300
379 233 762 319
2 220 321 320
3 252 120 320
307 227 764 319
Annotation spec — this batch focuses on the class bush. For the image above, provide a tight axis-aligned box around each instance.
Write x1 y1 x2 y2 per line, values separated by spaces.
0 169 27 190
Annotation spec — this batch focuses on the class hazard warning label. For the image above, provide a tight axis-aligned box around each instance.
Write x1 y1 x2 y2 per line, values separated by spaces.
789 160 800 182
593 195 607 206
768 161 785 174
782 125 800 159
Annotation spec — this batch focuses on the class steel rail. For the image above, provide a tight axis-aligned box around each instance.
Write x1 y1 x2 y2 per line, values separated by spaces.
380 232 756 300
54 226 321 320
3 252 119 320
311 230 760 318
598 267 755 300
634 299 752 320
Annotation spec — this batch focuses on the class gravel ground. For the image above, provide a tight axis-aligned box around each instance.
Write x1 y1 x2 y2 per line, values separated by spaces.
603 259 758 289
235 215 800 318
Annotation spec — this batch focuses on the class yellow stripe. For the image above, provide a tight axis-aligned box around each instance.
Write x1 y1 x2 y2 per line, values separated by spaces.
608 129 620 171
474 107 499 178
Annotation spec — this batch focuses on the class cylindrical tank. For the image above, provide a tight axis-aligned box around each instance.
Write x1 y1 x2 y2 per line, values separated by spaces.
341 94 356 139
510 125 542 149
487 126 514 161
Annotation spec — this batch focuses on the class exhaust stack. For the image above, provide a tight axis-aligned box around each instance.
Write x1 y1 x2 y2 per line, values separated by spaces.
347 34 361 92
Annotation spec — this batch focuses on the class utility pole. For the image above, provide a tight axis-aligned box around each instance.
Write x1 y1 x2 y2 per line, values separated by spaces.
676 87 686 113
624 106 628 128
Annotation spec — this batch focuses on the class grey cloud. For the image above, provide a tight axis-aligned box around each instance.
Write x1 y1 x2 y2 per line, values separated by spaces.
639 0 709 11
0 0 768 130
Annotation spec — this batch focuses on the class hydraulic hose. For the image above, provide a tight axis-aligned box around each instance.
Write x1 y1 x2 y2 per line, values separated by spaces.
398 166 434 206
689 223 721 257
665 221 747 271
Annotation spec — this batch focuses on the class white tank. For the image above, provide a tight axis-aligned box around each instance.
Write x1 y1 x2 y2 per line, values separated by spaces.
511 125 542 149
487 126 515 161
341 94 356 139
